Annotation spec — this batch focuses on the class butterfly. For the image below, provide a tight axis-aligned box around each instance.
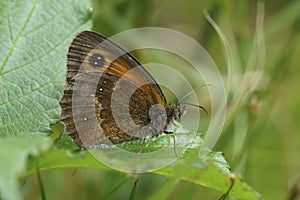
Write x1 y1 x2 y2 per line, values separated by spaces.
59 30 187 153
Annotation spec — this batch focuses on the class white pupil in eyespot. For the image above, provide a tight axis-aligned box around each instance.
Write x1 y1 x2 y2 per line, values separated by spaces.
89 53 104 67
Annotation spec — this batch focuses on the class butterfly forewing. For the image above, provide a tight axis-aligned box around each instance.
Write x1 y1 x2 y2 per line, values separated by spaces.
60 31 170 147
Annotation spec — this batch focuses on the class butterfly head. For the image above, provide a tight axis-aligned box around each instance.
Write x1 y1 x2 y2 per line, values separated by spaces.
166 103 186 121
166 102 208 122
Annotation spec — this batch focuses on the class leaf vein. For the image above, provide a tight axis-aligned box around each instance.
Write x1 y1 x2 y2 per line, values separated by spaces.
0 0 38 74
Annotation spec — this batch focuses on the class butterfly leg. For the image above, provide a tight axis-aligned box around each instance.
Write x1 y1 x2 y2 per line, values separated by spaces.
136 138 146 157
130 175 139 200
218 174 235 200
163 130 173 134
172 134 178 158
163 130 178 158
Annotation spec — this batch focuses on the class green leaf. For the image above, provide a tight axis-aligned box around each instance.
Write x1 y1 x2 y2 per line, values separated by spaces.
26 133 261 199
0 0 261 199
0 137 51 200
0 0 92 136
0 0 92 199
153 149 261 200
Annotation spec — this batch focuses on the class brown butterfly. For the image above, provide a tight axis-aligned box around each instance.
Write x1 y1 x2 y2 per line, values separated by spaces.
59 30 187 153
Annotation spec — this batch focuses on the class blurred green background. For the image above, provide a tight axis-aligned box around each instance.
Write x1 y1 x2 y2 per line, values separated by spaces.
23 0 300 199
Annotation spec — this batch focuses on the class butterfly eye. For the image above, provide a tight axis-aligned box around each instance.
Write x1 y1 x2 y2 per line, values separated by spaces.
89 53 105 68
172 106 182 119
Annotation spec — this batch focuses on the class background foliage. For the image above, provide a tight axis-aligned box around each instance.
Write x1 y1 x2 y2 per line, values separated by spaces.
1 0 300 199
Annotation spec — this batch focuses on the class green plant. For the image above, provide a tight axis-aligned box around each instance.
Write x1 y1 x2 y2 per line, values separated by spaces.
4 0 299 199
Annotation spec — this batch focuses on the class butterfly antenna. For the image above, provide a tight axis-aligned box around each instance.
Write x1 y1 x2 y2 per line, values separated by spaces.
179 102 209 115
178 83 213 103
